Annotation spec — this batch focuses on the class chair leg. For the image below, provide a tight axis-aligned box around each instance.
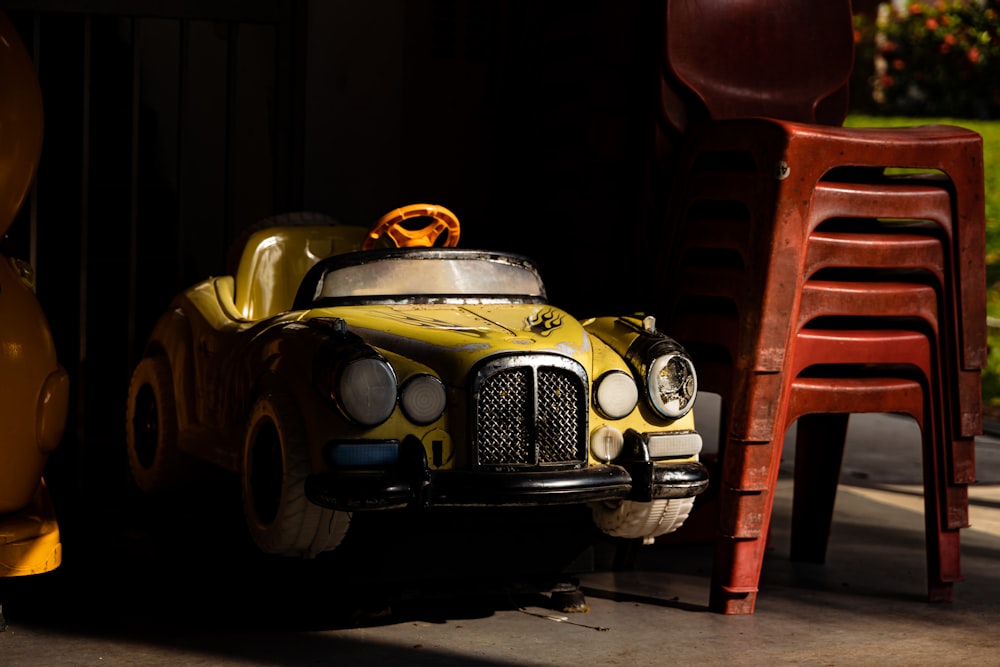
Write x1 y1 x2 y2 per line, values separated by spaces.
924 477 961 602
923 416 965 602
710 529 764 614
710 436 786 614
790 413 849 563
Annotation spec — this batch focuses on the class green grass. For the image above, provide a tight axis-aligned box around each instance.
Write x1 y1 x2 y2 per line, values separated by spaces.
846 114 1000 410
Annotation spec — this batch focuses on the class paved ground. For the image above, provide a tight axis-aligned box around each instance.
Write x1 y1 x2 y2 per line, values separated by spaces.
2 406 999 666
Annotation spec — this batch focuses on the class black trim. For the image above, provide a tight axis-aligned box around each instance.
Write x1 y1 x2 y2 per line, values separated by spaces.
305 460 709 511
624 461 710 502
429 466 633 506
305 470 416 511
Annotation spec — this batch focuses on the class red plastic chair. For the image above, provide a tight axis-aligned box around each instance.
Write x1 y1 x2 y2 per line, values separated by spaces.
664 0 854 128
714 328 964 608
650 0 984 614
660 123 985 411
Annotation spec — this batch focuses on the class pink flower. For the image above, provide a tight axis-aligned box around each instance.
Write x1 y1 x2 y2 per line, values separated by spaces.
968 46 981 63
926 18 939 30
909 3 924 14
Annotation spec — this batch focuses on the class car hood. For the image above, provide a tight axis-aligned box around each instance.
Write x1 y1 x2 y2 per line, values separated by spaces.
305 303 593 381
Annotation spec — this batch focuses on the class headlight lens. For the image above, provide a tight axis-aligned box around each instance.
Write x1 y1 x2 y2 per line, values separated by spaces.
590 425 624 463
400 374 447 424
337 357 397 425
646 353 697 419
594 370 638 419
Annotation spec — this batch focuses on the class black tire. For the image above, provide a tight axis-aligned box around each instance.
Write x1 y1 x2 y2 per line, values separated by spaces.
226 211 340 277
591 497 695 543
242 392 350 557
125 355 185 493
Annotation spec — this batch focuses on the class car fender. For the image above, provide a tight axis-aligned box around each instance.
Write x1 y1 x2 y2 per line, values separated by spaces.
145 304 198 433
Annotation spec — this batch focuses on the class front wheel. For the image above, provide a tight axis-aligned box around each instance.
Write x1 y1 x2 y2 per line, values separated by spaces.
126 355 186 493
242 392 350 558
590 497 695 543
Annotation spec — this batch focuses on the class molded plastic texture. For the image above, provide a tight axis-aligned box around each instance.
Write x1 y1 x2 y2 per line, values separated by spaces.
650 0 984 614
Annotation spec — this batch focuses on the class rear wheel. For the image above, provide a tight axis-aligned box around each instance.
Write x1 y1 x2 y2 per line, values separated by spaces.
126 356 185 493
591 497 695 543
242 392 350 558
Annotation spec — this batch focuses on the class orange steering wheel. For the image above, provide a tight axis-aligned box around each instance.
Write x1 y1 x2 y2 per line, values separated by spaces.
362 203 461 250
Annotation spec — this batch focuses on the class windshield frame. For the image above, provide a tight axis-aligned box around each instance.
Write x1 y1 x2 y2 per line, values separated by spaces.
293 248 549 308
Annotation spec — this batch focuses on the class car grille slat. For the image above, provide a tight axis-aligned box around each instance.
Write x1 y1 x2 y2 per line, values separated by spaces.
537 369 583 463
477 367 533 466
473 355 587 470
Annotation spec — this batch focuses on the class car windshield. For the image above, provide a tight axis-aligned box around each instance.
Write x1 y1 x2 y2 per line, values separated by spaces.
298 249 548 306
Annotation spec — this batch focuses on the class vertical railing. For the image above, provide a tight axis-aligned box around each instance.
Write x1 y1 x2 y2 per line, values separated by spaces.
2 2 305 502
77 15 91 462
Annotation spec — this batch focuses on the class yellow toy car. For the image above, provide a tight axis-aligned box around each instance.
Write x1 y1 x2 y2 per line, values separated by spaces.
126 204 707 558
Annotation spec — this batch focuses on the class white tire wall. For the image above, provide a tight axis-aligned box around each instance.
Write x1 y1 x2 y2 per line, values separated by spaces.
242 392 350 558
591 497 696 541
125 355 186 493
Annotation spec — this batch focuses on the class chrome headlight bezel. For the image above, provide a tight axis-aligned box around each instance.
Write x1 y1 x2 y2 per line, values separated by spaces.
645 352 697 419
620 325 698 421
593 370 639 420
336 356 398 426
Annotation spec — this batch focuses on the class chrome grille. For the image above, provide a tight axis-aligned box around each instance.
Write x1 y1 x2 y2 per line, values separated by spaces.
473 355 588 470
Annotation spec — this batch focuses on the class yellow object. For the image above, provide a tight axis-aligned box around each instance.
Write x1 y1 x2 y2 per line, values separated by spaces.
0 479 62 577
0 11 44 237
0 258 63 512
0 10 67 575
234 225 367 320
127 204 707 558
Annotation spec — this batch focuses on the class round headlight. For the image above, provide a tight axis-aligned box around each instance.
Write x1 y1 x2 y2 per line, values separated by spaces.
337 357 397 425
590 425 624 463
594 370 638 419
646 353 697 419
400 374 447 424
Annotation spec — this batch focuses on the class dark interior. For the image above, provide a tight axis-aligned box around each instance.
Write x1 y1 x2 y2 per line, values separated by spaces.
1 2 664 537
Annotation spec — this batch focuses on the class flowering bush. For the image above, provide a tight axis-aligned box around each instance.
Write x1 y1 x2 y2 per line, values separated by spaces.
870 1 1000 118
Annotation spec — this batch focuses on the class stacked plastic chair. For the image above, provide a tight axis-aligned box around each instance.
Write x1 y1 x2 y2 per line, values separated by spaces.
649 0 985 614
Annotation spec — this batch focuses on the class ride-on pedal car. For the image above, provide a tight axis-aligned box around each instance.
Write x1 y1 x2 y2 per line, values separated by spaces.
126 204 708 558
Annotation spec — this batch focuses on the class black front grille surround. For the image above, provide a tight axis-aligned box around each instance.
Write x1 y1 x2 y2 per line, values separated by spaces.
471 354 589 471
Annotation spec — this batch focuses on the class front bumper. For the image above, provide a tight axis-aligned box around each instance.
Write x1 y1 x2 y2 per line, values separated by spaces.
305 458 709 512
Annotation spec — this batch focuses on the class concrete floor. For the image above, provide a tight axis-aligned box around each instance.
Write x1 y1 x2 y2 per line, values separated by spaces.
2 406 1000 666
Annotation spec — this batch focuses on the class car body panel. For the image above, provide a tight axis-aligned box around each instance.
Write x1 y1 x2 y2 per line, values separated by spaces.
150 284 699 473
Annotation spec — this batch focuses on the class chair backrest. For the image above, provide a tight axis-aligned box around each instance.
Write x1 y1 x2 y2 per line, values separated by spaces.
233 225 367 320
664 0 855 126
